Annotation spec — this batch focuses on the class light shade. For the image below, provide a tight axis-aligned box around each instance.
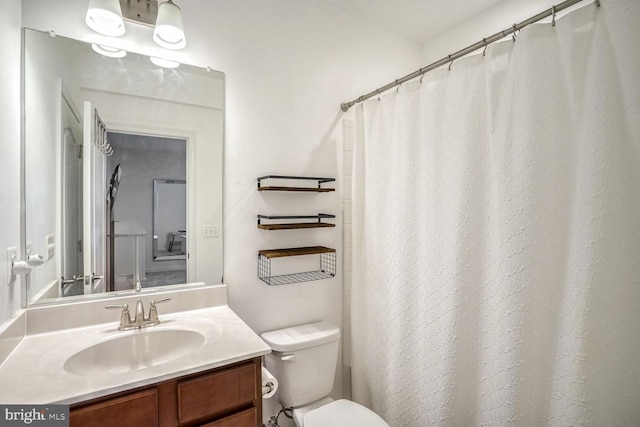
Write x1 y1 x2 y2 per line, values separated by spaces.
153 0 186 50
91 44 127 58
150 56 180 69
85 0 125 37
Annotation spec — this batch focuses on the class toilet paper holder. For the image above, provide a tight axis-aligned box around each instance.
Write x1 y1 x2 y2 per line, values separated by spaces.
262 382 275 396
261 366 278 399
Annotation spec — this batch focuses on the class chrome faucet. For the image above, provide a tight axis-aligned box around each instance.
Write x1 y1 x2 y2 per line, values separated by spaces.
105 298 171 331
134 299 146 328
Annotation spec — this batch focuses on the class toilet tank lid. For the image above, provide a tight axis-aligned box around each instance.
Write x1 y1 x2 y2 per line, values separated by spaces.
261 322 340 352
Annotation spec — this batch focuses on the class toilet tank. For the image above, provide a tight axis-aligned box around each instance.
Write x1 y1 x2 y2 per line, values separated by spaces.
261 322 340 408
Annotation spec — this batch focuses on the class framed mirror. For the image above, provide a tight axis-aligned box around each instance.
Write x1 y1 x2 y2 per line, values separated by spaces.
23 28 224 305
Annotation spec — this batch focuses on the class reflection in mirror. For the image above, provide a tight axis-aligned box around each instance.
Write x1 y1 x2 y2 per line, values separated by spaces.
107 133 187 292
23 28 224 305
60 93 84 294
153 179 187 261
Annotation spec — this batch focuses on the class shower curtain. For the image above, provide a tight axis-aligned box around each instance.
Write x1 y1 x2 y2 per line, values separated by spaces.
350 1 639 426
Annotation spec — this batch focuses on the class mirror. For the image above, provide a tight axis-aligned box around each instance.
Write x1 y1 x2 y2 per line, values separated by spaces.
23 28 224 305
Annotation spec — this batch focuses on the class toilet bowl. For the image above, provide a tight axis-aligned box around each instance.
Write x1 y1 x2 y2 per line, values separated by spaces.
261 322 388 427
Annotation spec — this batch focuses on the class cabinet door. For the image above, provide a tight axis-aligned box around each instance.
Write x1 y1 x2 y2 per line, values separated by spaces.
70 388 158 427
200 407 256 427
177 363 256 425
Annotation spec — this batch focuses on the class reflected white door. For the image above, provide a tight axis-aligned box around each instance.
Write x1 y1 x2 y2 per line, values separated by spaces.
82 101 106 294
59 84 84 298
61 123 83 292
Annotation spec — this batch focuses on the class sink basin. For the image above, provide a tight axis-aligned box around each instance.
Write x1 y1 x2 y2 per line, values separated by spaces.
64 329 206 375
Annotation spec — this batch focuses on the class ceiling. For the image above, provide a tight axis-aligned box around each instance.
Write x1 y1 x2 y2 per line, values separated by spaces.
317 0 505 44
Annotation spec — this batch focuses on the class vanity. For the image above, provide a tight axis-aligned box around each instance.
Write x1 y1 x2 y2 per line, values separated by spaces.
0 285 271 427
70 358 261 427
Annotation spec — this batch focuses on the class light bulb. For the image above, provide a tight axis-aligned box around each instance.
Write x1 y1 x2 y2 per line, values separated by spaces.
150 56 181 69
91 44 127 58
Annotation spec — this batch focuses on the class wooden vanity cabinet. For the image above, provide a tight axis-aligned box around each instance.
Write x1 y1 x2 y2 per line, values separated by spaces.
70 357 262 427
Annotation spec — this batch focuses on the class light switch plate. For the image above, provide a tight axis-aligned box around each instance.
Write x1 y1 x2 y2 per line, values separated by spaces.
202 225 219 238
6 246 17 285
46 234 55 260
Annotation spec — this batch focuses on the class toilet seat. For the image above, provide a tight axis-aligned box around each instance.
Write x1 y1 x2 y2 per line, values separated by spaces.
304 399 388 427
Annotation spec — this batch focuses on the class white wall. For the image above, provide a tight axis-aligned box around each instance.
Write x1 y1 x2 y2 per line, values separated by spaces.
0 0 23 326
23 29 76 301
341 118 356 400
193 3 421 410
421 0 575 63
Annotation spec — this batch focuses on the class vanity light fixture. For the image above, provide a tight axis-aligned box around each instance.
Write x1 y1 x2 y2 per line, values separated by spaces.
85 0 126 37
91 43 127 58
86 0 187 50
149 56 180 68
153 0 187 50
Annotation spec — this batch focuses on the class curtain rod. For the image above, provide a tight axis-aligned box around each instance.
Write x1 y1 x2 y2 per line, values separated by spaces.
340 0 600 112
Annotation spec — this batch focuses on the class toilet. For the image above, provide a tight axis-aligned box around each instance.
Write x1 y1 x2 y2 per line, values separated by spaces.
261 322 388 427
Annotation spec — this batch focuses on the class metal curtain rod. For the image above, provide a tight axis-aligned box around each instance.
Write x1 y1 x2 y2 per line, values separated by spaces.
340 0 600 112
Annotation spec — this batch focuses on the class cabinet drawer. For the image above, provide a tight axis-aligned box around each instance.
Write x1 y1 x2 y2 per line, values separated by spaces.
177 362 256 424
200 407 256 427
70 388 158 427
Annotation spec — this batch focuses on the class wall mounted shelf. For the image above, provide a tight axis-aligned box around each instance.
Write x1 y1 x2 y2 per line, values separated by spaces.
256 175 336 285
257 214 336 230
258 246 336 286
257 175 335 192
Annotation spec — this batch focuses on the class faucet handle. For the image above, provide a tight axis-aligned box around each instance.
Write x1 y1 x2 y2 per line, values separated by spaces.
148 298 171 324
105 303 131 329
105 303 129 310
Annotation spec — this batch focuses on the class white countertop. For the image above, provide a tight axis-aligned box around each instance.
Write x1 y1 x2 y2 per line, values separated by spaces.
0 305 271 404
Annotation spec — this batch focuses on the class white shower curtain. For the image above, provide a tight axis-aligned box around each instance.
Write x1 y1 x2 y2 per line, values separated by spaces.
351 1 640 426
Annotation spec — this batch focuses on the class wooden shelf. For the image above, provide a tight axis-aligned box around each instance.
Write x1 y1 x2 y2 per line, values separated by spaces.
257 214 335 230
257 175 335 192
258 246 336 258
258 246 337 286
258 186 335 192
258 223 335 230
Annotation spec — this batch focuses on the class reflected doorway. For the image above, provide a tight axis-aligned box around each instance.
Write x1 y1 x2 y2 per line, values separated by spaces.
106 132 187 291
